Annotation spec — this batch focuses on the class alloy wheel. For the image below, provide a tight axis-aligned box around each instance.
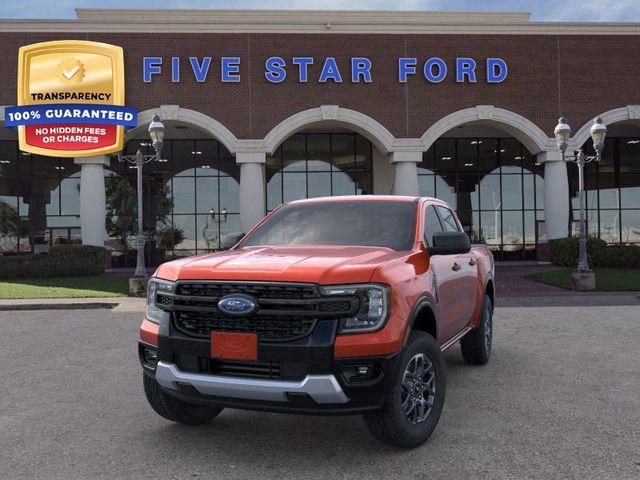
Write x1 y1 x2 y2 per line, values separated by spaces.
400 353 436 424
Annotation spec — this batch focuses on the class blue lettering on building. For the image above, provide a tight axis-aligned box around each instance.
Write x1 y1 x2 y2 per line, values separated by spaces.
424 58 447 83
171 57 180 83
142 56 508 84
292 57 314 82
487 58 508 83
221 57 241 82
143 57 162 83
398 58 417 83
351 58 372 83
319 57 343 83
456 58 477 83
265 56 287 83
189 57 211 83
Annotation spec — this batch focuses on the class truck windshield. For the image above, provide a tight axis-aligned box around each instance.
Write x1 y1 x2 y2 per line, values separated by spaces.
240 200 416 251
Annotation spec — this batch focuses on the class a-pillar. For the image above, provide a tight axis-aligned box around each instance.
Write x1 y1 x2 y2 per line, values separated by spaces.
538 151 569 239
237 151 266 233
74 155 109 246
391 151 422 196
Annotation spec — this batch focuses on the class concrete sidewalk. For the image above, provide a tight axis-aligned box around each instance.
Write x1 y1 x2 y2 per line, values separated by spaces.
0 296 145 312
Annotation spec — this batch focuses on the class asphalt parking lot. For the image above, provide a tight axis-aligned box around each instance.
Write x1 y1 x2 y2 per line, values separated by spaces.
1 305 639 480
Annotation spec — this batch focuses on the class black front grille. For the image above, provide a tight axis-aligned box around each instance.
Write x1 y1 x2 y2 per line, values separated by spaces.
163 281 358 342
175 282 319 300
174 311 316 341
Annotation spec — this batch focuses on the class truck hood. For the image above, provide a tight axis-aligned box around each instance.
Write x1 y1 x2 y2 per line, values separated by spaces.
155 245 408 285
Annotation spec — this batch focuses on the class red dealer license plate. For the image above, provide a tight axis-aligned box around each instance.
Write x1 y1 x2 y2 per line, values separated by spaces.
210 332 258 361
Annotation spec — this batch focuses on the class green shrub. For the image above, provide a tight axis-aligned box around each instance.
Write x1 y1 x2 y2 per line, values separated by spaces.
593 244 640 268
0 245 107 279
550 237 640 268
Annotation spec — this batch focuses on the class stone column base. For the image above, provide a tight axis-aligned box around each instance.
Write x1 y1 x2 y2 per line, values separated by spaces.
571 271 596 291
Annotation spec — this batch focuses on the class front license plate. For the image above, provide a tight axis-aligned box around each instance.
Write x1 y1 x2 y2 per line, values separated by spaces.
210 332 258 361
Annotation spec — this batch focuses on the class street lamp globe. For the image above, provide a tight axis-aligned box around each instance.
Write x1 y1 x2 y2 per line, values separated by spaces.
554 117 571 153
590 116 607 154
148 113 165 156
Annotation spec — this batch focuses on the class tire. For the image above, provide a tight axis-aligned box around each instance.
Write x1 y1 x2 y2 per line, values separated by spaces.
460 294 493 365
143 374 223 425
362 331 446 448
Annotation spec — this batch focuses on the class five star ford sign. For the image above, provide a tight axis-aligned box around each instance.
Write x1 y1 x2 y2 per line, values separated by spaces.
4 40 137 158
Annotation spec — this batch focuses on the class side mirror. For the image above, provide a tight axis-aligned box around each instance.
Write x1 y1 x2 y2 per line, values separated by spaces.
428 231 471 256
221 232 245 250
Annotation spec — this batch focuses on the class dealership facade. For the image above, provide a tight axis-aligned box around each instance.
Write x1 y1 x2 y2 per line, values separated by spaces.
0 9 639 262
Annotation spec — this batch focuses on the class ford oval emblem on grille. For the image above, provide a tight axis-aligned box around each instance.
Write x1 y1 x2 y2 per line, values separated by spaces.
217 295 257 317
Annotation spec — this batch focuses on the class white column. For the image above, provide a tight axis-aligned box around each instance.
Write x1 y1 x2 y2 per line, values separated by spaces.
74 155 109 246
391 151 421 196
237 151 266 233
538 151 569 239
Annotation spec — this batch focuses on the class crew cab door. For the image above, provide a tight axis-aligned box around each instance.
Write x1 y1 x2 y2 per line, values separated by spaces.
424 204 479 342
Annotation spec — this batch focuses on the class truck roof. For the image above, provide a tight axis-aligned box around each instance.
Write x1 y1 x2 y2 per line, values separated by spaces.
288 195 418 205
287 195 447 206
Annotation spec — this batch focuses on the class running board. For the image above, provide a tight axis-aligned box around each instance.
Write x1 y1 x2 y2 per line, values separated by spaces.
440 326 473 352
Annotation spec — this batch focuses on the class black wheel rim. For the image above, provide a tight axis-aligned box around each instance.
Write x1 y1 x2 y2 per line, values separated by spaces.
400 353 436 424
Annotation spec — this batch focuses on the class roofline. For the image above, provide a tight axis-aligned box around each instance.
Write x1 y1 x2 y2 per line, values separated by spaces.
76 8 533 23
0 9 638 35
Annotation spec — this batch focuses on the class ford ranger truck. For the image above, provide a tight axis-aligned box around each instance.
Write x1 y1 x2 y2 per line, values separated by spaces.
139 196 495 448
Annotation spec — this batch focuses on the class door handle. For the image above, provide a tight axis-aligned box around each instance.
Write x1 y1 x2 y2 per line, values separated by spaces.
468 258 477 266
452 262 462 271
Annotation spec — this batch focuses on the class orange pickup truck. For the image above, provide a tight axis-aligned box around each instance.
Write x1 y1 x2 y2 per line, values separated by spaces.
139 196 495 448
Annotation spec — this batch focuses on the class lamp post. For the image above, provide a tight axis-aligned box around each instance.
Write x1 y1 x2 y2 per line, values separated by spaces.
117 113 165 278
553 116 607 286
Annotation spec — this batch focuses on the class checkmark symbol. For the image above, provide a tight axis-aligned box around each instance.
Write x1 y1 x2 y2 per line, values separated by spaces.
62 64 80 79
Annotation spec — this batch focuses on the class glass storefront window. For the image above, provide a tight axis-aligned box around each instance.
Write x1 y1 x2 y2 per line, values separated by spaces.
621 210 640 243
569 136 640 245
419 136 542 259
112 138 240 258
266 133 373 209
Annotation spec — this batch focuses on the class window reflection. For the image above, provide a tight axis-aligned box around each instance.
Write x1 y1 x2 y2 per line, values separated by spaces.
266 133 373 209
0 146 84 253
118 138 240 256
419 137 542 259
569 137 640 245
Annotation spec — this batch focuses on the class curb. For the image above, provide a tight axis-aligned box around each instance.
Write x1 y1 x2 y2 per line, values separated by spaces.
0 302 119 311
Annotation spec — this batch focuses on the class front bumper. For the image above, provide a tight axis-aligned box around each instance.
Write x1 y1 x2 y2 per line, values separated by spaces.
141 317 400 415
156 361 349 404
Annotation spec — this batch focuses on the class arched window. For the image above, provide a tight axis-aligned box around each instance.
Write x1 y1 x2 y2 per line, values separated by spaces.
418 137 543 260
113 138 240 258
266 133 373 211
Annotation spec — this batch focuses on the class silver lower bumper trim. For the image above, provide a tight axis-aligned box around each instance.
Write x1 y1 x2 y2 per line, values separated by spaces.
155 361 349 404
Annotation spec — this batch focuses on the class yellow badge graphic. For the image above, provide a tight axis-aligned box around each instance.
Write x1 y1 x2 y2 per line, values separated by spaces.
56 58 86 85
5 40 136 158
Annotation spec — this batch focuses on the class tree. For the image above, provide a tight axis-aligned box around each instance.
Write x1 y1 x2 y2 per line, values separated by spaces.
105 176 173 252
0 201 21 251
157 226 185 252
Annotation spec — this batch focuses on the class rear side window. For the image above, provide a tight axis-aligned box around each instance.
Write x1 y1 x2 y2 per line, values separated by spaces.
436 206 460 232
424 205 444 246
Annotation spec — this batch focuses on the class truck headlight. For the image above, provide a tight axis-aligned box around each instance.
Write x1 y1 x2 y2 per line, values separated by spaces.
146 278 175 324
321 284 390 334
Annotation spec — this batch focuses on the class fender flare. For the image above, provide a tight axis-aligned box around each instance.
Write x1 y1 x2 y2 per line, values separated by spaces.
483 274 496 311
402 295 439 347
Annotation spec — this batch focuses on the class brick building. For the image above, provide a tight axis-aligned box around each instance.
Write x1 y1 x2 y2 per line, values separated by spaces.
0 9 639 262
